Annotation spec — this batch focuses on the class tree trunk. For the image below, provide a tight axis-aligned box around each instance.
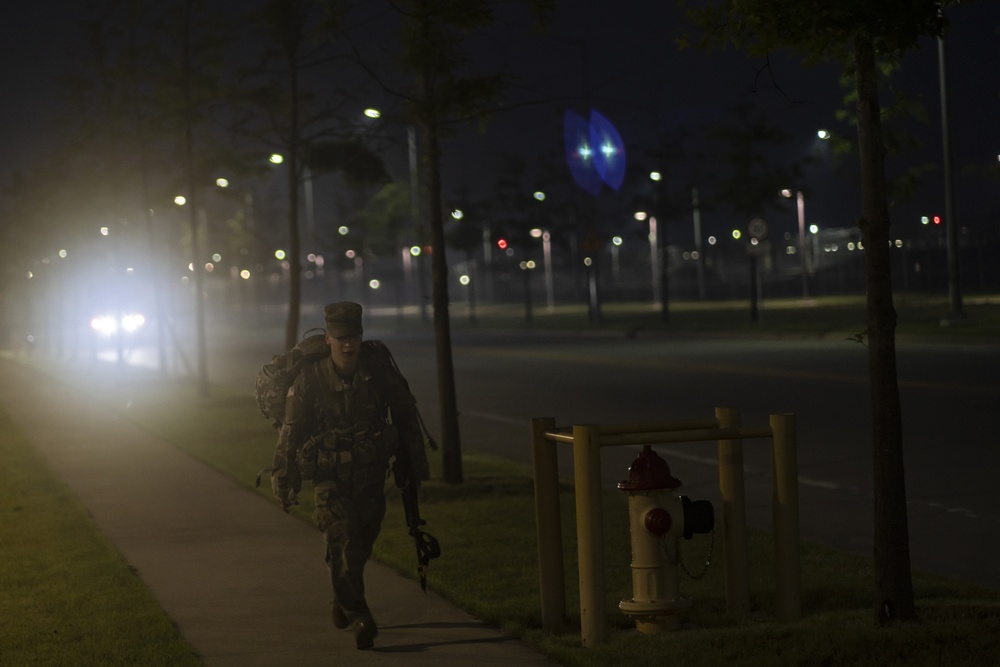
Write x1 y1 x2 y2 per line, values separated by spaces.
284 44 302 352
423 118 463 484
416 6 463 483
854 36 916 624
183 0 209 399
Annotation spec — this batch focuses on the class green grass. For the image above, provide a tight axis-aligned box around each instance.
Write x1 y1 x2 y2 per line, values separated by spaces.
446 293 1000 341
0 407 200 667
5 295 1000 666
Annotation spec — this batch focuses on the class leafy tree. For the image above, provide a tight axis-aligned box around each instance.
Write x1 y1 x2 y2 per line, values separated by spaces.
237 0 389 350
685 0 967 624
347 0 553 484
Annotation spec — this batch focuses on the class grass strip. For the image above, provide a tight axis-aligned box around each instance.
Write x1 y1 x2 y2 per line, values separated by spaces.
0 406 200 667
22 360 1000 667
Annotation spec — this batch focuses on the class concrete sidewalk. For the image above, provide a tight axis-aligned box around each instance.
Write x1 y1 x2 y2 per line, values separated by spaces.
0 357 558 666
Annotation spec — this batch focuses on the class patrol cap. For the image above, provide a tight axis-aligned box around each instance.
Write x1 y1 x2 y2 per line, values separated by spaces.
324 301 363 337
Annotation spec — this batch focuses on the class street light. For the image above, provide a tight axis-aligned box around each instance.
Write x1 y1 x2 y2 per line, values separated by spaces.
531 191 554 311
781 188 809 299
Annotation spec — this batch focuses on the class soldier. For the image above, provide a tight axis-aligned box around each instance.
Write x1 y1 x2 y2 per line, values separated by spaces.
270 301 430 650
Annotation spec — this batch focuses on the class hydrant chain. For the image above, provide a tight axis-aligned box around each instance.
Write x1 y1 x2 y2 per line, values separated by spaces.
679 529 714 581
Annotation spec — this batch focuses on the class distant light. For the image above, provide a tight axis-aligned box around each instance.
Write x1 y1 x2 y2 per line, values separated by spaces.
369 279 380 289
123 314 145 332
345 249 356 259
174 196 187 206
409 246 422 257
269 153 284 164
338 226 349 236
933 215 941 225
921 216 930 225
817 130 830 140
275 249 286 260
58 249 67 258
780 189 792 198
583 257 593 266
364 108 381 118
533 191 546 201
452 209 463 220
732 230 742 240
212 253 222 262
708 236 717 245
240 269 251 280
205 263 214 272
634 211 647 221
91 313 145 336
612 236 623 246
459 275 471 286
216 178 229 188
809 224 819 234
497 238 508 250
530 228 543 238
100 227 109 236
649 171 662 182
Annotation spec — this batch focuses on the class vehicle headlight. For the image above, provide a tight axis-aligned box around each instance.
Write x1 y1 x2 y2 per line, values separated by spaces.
91 314 146 335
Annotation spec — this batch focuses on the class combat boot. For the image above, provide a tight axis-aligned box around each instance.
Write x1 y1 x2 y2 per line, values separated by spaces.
331 600 349 629
352 619 375 650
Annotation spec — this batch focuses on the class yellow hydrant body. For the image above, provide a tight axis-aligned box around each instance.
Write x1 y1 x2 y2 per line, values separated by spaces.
618 446 714 633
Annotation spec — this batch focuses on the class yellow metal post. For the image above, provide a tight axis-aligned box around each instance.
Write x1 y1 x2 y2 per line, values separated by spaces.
770 413 801 621
573 424 607 646
715 406 750 615
531 417 565 632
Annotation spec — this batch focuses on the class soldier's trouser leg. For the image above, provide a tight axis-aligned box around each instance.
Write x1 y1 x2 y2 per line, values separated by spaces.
314 480 386 626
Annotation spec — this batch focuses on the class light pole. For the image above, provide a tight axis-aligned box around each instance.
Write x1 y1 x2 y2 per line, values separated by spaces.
649 170 669 322
938 30 965 320
636 211 659 306
531 190 554 312
363 107 427 322
692 186 706 300
782 189 809 299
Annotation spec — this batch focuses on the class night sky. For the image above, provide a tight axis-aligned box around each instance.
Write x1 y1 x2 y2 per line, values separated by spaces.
2 2 999 249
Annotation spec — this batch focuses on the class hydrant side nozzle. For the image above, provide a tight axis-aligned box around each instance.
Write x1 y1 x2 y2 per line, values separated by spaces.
644 507 672 536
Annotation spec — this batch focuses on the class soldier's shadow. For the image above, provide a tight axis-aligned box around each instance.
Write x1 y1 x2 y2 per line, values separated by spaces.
373 621 521 654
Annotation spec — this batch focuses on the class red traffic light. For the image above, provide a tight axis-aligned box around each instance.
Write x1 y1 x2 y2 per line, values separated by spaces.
497 238 508 250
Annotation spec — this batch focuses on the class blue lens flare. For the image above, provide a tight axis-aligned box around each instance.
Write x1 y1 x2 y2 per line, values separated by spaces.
563 109 603 196
589 110 625 192
563 108 626 195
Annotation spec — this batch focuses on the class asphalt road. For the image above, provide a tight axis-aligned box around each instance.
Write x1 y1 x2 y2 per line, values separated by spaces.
95 312 1000 590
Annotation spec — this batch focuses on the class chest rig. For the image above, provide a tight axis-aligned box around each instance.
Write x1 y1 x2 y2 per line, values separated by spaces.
296 356 399 483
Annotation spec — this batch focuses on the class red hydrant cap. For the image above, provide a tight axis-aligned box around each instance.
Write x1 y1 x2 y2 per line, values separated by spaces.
618 446 682 491
645 507 672 535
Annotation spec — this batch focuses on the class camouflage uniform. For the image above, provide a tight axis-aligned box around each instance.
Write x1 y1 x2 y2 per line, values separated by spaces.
271 303 429 642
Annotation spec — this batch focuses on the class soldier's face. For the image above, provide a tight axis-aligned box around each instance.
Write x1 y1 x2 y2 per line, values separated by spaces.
327 333 362 375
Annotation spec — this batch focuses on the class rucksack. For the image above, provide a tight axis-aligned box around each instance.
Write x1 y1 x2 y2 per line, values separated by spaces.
253 332 417 429
254 329 329 429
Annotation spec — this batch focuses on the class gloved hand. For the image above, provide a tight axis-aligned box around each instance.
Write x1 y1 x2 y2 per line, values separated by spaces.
272 476 298 513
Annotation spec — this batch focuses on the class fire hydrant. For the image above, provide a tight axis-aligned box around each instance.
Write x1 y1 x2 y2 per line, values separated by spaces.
618 445 714 633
